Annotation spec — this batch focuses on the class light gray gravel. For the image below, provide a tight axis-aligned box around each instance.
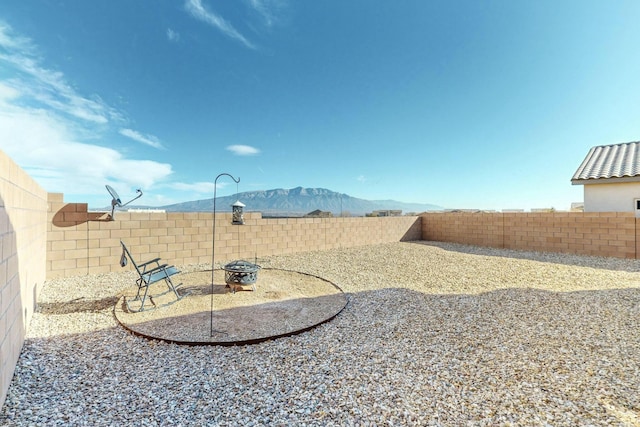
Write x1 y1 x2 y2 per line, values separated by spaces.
2 241 640 426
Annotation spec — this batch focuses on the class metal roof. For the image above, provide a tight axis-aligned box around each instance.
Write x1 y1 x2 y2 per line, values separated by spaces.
571 141 640 183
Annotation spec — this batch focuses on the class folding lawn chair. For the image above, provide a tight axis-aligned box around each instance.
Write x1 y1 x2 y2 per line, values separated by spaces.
119 240 185 312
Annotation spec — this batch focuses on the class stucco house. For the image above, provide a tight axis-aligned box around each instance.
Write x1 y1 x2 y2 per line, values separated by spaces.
572 141 640 213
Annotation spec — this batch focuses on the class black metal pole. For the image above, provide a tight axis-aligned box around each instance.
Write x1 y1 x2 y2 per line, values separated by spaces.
211 173 240 337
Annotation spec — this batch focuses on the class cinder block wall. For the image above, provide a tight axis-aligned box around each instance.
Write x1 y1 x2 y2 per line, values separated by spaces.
0 151 48 409
421 211 637 259
47 197 422 279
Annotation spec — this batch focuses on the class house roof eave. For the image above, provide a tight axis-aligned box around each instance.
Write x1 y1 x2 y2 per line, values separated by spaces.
572 175 640 186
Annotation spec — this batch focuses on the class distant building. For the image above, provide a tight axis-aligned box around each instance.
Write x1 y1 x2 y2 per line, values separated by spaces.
530 208 556 213
304 209 333 218
368 210 402 217
572 141 640 214
570 202 584 212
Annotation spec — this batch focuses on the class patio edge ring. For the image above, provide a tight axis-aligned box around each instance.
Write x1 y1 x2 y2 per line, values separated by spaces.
113 268 348 346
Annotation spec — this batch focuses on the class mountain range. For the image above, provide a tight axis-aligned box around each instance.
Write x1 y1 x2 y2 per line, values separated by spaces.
158 187 442 216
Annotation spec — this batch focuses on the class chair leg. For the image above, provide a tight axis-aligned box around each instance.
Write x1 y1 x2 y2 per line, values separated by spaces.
126 275 187 312
126 284 151 312
140 285 151 310
164 276 182 299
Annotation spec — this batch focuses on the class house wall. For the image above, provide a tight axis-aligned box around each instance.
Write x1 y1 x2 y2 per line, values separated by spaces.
47 196 422 279
583 181 640 213
421 211 638 259
0 151 48 409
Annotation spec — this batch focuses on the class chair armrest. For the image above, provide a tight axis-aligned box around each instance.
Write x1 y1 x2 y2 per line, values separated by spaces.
139 258 162 273
143 263 170 274
139 258 161 268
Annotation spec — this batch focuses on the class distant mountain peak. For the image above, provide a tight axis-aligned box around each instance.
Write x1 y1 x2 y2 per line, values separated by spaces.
159 187 442 216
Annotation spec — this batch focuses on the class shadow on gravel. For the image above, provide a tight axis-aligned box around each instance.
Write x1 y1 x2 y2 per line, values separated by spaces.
3 284 640 426
36 296 120 314
5 288 640 426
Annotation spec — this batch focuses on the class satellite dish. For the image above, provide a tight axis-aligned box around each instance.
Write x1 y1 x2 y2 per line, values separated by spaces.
106 185 122 207
105 185 143 219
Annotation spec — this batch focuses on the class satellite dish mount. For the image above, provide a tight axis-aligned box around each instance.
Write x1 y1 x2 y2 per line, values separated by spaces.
106 185 143 220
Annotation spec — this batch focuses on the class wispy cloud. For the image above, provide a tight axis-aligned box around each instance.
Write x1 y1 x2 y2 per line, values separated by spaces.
0 22 174 205
0 23 119 125
357 175 367 183
167 28 180 42
0 21 31 51
0 82 19 102
0 88 173 192
119 128 165 149
185 0 256 49
227 144 260 156
247 0 288 28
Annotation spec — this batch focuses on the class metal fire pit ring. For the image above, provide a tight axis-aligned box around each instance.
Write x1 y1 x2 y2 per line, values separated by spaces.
223 260 261 293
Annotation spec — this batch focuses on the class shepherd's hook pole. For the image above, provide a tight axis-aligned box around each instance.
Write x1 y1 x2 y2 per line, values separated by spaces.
210 173 240 337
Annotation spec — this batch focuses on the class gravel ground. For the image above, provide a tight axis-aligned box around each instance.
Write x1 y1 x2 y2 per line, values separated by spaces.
1 240 640 426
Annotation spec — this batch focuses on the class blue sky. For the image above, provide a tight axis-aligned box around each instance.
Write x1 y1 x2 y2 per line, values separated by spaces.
1 1 639 211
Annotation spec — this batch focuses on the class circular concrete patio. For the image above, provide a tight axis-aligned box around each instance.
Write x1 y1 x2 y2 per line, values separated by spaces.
113 268 348 345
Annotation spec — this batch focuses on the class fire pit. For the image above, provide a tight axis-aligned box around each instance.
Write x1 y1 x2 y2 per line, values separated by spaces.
223 260 261 293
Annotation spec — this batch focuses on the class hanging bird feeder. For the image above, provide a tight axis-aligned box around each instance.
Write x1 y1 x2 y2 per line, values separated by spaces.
232 200 246 225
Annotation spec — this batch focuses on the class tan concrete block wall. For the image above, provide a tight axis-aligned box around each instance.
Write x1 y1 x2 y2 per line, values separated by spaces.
420 212 504 248
0 150 48 408
421 211 637 259
47 202 422 279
